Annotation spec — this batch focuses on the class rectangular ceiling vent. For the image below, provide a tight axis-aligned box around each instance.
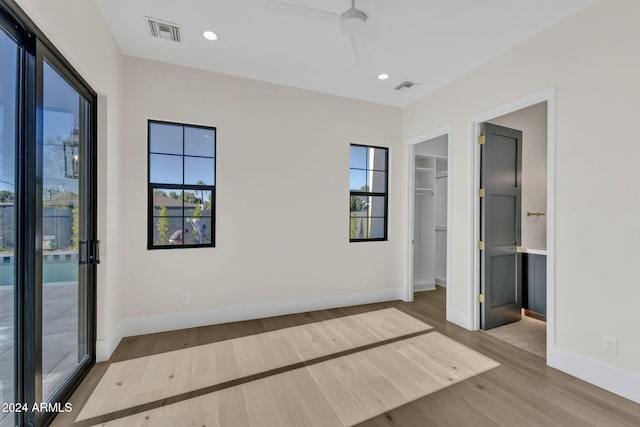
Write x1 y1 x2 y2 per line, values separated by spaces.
394 81 418 91
147 17 182 42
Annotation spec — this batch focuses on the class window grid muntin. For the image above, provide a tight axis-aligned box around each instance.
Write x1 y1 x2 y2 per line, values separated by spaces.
148 120 216 249
349 144 388 242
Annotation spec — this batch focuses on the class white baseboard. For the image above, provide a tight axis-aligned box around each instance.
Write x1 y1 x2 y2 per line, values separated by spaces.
96 320 126 362
96 287 403 362
548 346 640 404
414 282 436 292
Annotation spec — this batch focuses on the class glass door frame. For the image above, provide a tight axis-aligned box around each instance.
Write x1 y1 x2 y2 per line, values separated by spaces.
0 1 98 426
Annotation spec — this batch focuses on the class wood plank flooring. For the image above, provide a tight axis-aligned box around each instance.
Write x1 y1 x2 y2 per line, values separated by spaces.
92 333 497 427
51 288 640 427
77 308 431 422
483 315 546 358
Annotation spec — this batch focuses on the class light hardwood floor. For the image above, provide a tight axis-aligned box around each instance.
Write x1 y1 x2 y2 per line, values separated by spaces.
92 333 498 427
77 308 433 421
52 288 640 427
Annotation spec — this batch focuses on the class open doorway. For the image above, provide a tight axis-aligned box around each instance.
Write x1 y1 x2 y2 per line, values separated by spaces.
473 98 550 359
407 131 451 298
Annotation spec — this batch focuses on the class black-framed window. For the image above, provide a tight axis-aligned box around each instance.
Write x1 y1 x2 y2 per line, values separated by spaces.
148 120 216 249
349 144 388 241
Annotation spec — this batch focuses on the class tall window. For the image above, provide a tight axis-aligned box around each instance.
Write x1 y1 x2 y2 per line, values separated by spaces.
148 120 216 249
349 144 388 241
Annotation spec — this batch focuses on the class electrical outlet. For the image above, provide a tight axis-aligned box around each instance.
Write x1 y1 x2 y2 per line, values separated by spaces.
603 336 618 355
181 293 190 304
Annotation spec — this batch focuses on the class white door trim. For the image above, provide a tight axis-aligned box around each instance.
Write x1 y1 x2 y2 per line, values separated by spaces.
403 125 453 308
468 87 556 357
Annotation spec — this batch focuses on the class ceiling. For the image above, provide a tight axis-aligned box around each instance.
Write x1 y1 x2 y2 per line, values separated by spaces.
95 0 594 107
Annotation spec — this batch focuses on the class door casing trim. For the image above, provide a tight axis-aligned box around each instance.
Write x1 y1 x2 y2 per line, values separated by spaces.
403 125 453 315
468 87 556 357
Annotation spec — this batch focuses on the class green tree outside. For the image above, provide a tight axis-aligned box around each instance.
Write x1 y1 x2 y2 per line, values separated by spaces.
0 190 14 202
183 192 197 205
71 204 79 249
157 205 169 244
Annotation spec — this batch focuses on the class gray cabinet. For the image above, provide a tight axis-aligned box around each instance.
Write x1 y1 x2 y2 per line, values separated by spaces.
523 254 546 315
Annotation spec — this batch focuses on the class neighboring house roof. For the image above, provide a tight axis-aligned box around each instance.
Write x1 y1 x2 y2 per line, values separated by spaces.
153 192 196 208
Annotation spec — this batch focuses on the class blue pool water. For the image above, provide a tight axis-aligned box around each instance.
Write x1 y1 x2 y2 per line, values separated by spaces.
0 253 78 286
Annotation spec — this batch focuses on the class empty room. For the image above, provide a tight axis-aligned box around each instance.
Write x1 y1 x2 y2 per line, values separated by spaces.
0 0 639 426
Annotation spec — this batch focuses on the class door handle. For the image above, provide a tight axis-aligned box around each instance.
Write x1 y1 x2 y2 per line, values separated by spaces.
90 240 101 264
79 240 89 265
78 240 100 265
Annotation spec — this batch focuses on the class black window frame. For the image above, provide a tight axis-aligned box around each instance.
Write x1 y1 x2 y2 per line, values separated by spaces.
349 143 389 242
147 119 216 249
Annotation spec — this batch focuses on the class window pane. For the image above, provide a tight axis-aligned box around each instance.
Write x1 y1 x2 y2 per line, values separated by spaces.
42 110 74 181
184 156 215 185
150 122 182 154
370 196 386 217
152 189 183 217
185 217 211 245
349 169 367 192
168 226 188 245
372 148 387 171
0 27 18 425
371 171 386 193
185 127 215 157
183 189 212 217
350 195 369 215
350 216 369 239
349 145 367 169
153 216 186 245
42 60 87 402
369 217 386 239
150 154 183 184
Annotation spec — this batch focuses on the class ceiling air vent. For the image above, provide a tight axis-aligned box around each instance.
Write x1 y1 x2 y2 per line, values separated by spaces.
394 81 418 91
147 17 182 42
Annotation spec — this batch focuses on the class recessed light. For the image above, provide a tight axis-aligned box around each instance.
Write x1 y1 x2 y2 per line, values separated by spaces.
377 73 390 80
203 31 218 41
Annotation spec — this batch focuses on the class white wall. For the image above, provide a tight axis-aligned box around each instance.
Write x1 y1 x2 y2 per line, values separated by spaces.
402 0 640 400
490 102 547 249
118 56 403 336
15 0 640 403
13 0 124 361
415 134 448 157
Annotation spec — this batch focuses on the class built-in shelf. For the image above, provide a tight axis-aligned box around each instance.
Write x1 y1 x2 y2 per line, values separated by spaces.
414 151 448 291
435 225 447 232
436 172 448 179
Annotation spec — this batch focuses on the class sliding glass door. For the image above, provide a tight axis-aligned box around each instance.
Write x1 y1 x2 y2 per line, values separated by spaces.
40 56 93 404
0 5 97 426
0 17 19 427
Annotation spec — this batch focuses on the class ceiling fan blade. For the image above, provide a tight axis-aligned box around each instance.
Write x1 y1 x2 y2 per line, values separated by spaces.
349 34 370 66
265 0 340 23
